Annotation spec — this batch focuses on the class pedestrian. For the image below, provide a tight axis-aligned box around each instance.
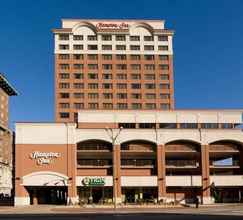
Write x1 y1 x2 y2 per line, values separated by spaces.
195 196 199 208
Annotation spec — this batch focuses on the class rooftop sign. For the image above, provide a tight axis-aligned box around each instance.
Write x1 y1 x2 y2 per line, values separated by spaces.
96 22 129 30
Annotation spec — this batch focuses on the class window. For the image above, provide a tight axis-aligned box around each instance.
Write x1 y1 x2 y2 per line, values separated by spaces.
130 45 140 50
116 64 127 70
180 123 198 129
116 35 126 41
59 73 70 79
59 64 69 70
74 103 84 109
60 112 69 118
158 35 168 41
117 103 128 109
59 83 70 89
131 83 141 89
88 45 98 50
73 54 84 60
131 103 142 109
103 74 112 79
88 73 98 79
59 45 69 50
117 83 127 89
139 123 156 128
131 64 141 70
58 54 70 59
73 64 84 70
160 74 169 80
145 74 155 80
73 83 84 89
131 93 141 99
116 54 126 60
201 123 218 129
160 84 170 89
160 103 170 110
159 65 169 70
144 64 155 70
130 55 140 60
59 34 69 40
130 36 140 41
88 83 98 89
102 64 112 70
144 36 153 41
103 103 113 109
146 93 156 99
117 93 127 99
102 54 112 60
145 84 156 89
103 83 113 89
159 55 169 60
88 103 99 109
144 55 154 60
144 45 154 51
59 103 70 108
160 94 170 99
87 35 97 41
145 103 156 109
116 74 127 79
73 44 83 50
60 93 69 98
102 35 112 41
221 123 234 129
158 45 168 51
159 123 176 129
88 64 98 69
103 93 113 99
73 35 83 41
73 93 84 99
102 45 112 50
118 123 135 128
116 45 126 50
131 74 141 80
74 73 83 79
88 93 99 99
88 54 98 60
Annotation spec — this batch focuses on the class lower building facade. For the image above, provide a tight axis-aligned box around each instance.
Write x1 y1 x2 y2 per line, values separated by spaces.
15 110 243 205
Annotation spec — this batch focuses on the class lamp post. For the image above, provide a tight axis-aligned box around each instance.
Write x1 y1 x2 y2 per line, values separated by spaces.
105 126 123 209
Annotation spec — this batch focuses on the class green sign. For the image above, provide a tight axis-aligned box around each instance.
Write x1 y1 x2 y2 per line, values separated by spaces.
82 177 105 186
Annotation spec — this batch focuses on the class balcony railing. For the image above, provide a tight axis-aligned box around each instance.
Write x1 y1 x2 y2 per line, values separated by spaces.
121 159 155 167
166 160 199 168
77 159 112 167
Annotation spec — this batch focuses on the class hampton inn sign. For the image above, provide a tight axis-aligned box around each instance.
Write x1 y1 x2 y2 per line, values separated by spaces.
30 151 61 165
95 22 129 29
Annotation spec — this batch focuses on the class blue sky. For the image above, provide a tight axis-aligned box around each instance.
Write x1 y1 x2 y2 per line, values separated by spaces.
1 0 243 127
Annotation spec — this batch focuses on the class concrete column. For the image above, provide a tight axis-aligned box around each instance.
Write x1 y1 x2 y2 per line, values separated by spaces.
14 182 30 206
201 144 213 204
157 144 166 202
113 144 121 204
67 144 78 205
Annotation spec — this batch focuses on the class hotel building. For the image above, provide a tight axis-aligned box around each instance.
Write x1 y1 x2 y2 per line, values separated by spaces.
53 19 174 122
14 19 243 206
0 73 17 196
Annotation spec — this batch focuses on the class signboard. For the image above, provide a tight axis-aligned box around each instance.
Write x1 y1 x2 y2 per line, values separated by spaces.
82 177 105 186
30 151 61 165
96 22 129 30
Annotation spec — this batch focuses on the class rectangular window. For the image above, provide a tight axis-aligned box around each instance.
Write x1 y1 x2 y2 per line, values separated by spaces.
139 123 156 128
88 93 99 99
59 73 70 79
159 64 169 70
59 44 69 50
74 103 84 109
102 54 112 60
145 103 156 109
102 35 112 41
117 83 127 89
59 64 69 70
88 64 98 69
60 93 69 98
88 103 99 109
103 74 112 79
88 45 98 50
145 84 156 89
60 112 69 118
144 36 153 41
73 44 83 50
88 73 98 79
116 54 126 60
102 83 113 89
145 74 155 80
180 123 198 129
160 84 170 89
117 93 127 99
116 45 126 50
160 103 170 110
131 103 142 109
201 123 219 129
103 93 113 99
160 94 170 99
58 54 70 59
116 74 127 79
159 55 169 60
116 64 127 70
130 45 140 50
59 34 69 40
144 55 154 60
103 103 113 109
102 45 112 50
160 74 169 80
73 54 84 60
145 93 156 99
158 35 168 41
144 45 154 51
87 35 97 41
88 54 98 60
117 103 128 109
130 55 140 60
59 83 70 89
159 123 176 129
73 83 84 89
102 64 112 70
118 123 135 129
116 35 126 41
131 83 141 89
131 64 141 70
73 35 83 41
88 83 98 89
131 93 141 99
59 103 70 108
73 93 84 99
144 64 155 70
158 45 168 51
131 74 141 80
130 36 140 41
73 64 84 69
74 73 83 79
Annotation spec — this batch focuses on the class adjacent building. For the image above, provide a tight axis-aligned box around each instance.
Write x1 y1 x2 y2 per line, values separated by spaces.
0 73 17 196
53 19 174 122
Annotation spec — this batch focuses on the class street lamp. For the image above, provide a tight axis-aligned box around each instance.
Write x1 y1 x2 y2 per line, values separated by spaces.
105 126 123 209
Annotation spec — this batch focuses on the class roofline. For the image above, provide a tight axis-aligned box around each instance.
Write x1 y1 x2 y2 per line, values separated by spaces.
76 109 243 112
0 74 18 96
61 18 165 22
